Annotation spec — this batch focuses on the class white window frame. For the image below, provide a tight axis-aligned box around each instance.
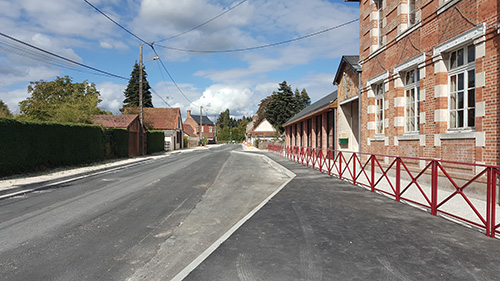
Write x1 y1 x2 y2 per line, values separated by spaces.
448 44 475 129
408 0 416 26
377 0 384 47
404 68 420 133
374 83 385 135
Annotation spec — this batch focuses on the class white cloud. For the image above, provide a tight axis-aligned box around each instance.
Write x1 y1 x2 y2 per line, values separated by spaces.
0 88 30 115
188 84 254 117
96 81 126 114
100 42 113 49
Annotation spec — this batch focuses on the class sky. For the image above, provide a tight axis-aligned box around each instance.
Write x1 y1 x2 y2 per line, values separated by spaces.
0 0 359 121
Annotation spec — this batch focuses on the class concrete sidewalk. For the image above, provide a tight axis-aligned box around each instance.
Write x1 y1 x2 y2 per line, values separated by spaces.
0 144 224 199
185 151 500 281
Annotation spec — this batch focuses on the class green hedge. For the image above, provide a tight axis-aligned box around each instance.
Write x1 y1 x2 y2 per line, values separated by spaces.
111 128 129 158
0 118 106 176
147 130 164 154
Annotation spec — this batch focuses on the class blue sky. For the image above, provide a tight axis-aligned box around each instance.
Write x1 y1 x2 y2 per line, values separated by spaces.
0 0 359 121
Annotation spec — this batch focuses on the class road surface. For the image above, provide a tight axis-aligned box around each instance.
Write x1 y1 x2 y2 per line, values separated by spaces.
0 145 291 280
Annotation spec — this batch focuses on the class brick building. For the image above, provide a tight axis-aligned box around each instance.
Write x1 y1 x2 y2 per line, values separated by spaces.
283 91 338 150
356 0 499 166
333 55 362 153
92 114 146 157
283 0 499 167
184 110 216 144
123 107 184 151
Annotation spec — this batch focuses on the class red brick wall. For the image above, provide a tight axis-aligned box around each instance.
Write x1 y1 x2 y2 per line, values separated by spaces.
358 0 499 166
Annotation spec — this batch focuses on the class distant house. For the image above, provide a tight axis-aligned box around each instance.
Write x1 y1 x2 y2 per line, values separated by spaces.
123 107 184 151
92 114 146 157
183 124 198 147
246 116 277 143
184 109 215 144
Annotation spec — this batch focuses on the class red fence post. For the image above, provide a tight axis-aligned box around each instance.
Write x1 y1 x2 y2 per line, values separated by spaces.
339 151 343 180
431 160 438 216
396 157 401 202
353 154 357 186
493 169 498 238
487 167 492 237
371 155 375 192
488 168 497 238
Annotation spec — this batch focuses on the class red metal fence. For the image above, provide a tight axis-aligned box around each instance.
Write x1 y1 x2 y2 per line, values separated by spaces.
268 144 500 238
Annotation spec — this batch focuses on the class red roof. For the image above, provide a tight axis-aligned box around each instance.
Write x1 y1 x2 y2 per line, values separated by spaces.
183 124 197 137
93 115 138 129
123 107 181 130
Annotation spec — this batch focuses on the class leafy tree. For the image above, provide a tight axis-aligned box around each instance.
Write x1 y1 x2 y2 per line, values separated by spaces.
121 61 153 111
217 109 231 129
0 100 12 118
255 95 272 128
263 81 311 134
215 109 251 142
18 76 108 123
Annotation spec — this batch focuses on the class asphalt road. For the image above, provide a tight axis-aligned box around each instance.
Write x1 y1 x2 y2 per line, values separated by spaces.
0 145 291 280
186 152 500 281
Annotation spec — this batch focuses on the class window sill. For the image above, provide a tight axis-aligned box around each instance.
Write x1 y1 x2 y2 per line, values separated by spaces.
440 130 476 140
370 136 386 141
396 22 421 42
437 0 462 15
397 133 420 141
368 45 387 60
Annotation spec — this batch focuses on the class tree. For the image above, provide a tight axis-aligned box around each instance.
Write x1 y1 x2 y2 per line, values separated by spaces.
0 100 12 118
262 81 311 134
295 88 311 113
121 61 153 111
215 109 251 142
18 76 108 123
217 109 231 129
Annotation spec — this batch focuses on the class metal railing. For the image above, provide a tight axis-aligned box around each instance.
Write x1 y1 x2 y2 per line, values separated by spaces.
268 144 500 238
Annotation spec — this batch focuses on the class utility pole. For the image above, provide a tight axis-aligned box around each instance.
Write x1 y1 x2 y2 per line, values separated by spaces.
199 106 203 145
139 44 144 155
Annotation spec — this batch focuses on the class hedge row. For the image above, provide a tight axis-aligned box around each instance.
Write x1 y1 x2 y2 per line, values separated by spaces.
147 130 165 154
0 118 131 177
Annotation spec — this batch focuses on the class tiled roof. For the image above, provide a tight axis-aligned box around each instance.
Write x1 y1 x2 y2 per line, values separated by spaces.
123 107 181 130
183 124 197 137
333 55 361 85
92 115 138 129
188 114 214 126
283 90 337 126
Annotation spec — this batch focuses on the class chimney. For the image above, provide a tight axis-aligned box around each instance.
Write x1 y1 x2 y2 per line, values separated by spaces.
253 115 258 121
187 110 191 118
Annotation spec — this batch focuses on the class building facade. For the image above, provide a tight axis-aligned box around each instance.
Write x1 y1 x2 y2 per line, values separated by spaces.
123 107 184 151
283 91 338 151
92 114 146 157
184 110 216 144
357 0 499 166
246 117 277 143
333 56 362 153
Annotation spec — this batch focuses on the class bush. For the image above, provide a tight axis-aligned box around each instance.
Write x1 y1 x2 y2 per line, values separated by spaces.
0 118 106 176
147 130 164 154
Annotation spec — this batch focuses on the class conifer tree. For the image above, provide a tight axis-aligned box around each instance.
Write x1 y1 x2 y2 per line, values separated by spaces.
122 62 153 111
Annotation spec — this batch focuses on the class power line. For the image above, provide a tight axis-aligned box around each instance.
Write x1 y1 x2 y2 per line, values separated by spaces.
151 46 194 105
150 86 172 107
154 59 174 101
156 0 249 42
155 18 359 53
0 31 128 80
83 0 151 45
